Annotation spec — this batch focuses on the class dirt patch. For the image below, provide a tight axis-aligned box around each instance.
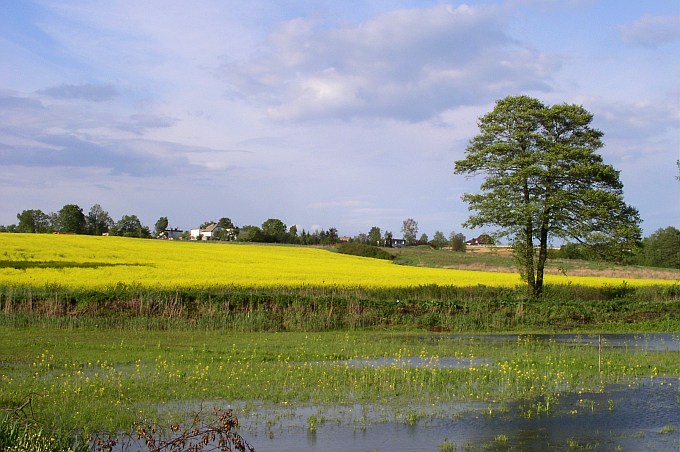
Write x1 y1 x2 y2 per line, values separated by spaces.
444 263 679 281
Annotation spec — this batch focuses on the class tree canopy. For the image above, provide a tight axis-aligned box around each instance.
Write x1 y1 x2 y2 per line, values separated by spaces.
87 204 113 236
401 218 418 245
454 95 641 297
17 209 50 233
56 204 86 234
637 227 680 269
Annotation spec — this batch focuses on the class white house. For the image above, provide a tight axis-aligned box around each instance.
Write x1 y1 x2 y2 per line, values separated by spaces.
190 223 222 240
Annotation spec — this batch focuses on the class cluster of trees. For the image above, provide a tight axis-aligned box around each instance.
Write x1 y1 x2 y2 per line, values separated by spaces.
3 206 342 246
555 226 680 269
352 221 467 251
228 219 339 245
2 204 152 238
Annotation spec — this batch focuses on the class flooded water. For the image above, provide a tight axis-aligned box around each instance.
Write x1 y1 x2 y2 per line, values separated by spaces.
241 379 679 451
321 356 490 369
239 333 680 451
100 333 680 451
415 332 680 352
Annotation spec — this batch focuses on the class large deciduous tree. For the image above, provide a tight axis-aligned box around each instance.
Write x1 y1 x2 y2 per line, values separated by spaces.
111 215 150 238
16 209 51 233
86 204 113 236
261 218 287 242
449 231 467 252
367 226 382 246
154 216 169 237
454 95 641 297
432 231 448 249
56 204 86 234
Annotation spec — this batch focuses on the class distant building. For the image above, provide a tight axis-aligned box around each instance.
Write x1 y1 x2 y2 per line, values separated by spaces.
466 234 494 246
190 223 223 240
387 238 406 248
161 228 184 240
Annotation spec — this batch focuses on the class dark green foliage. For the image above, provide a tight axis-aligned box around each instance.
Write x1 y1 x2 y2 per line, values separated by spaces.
16 209 51 233
336 242 395 260
55 204 87 234
261 218 288 242
431 231 447 249
154 216 169 236
110 214 151 238
449 232 466 252
86 204 113 236
637 227 680 269
367 226 382 246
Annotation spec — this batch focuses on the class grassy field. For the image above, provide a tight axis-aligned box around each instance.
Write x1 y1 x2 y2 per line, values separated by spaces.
390 245 680 280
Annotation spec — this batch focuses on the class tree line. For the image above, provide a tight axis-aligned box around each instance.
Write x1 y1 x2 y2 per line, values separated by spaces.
0 205 342 245
352 220 467 251
3 204 151 238
2 201 677 270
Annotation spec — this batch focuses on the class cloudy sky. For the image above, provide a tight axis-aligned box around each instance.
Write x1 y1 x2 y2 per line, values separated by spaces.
1 0 678 239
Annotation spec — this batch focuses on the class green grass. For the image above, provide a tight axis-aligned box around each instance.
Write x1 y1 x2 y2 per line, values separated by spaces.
0 413 89 452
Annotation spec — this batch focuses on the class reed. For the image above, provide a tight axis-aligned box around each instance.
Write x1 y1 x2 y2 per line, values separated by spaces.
1 283 678 332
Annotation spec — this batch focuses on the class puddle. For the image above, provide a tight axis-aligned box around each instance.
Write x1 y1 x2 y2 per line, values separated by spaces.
101 379 679 451
417 332 680 352
241 378 680 451
321 356 489 369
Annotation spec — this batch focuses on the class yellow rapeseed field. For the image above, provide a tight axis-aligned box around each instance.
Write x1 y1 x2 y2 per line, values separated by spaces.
0 233 673 289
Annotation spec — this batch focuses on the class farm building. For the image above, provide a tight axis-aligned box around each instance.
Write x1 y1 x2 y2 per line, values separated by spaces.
466 234 494 246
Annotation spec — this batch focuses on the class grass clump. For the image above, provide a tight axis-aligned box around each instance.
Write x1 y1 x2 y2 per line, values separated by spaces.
335 242 395 260
0 412 88 452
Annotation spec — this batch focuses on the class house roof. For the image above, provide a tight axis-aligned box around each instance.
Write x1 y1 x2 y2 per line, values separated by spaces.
202 223 220 232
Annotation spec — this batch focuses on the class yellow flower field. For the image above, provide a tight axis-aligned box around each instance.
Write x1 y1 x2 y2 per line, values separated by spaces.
0 233 673 289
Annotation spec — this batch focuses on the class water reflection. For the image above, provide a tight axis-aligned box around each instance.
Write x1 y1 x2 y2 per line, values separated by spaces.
325 356 489 369
417 332 680 352
244 378 679 451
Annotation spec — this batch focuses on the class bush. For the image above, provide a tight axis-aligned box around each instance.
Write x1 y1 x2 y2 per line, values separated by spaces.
336 242 395 260
636 227 680 269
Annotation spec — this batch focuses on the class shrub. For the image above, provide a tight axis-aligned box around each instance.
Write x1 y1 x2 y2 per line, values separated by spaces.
336 242 395 260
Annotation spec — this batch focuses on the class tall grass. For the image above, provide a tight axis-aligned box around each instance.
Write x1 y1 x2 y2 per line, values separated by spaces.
0 412 89 452
1 283 679 332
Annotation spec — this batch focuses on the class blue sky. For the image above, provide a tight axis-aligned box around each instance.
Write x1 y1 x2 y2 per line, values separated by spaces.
1 0 678 240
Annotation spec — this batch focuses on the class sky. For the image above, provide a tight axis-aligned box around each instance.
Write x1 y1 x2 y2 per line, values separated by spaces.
1 0 678 240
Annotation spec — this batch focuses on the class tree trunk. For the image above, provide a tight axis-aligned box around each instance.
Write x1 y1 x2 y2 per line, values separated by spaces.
523 182 536 297
535 223 549 297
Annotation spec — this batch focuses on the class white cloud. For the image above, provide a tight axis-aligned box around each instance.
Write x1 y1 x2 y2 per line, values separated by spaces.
224 3 557 121
619 14 680 47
